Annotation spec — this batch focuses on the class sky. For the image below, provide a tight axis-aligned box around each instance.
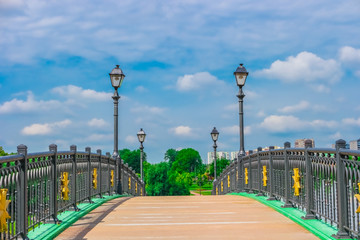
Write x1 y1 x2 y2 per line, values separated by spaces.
1 0 360 163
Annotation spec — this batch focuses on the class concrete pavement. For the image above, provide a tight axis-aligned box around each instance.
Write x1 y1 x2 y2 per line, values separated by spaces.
56 195 319 240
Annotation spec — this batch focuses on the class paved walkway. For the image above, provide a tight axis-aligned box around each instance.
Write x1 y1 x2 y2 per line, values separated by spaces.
56 195 319 240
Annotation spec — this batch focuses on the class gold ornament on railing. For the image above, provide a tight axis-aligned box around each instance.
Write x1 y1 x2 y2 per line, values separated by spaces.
92 168 98 189
128 177 131 190
0 189 11 233
110 170 114 187
292 168 301 196
216 187 218 195
245 168 248 185
135 183 138 193
61 172 70 200
355 183 360 213
141 188 143 196
221 180 224 192
236 170 238 179
262 166 267 187
228 175 230 188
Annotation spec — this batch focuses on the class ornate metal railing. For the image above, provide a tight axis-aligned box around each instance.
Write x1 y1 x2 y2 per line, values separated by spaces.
214 139 360 239
0 144 144 239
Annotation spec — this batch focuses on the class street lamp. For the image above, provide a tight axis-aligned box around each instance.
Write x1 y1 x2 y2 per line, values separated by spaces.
234 63 248 157
211 127 219 181
137 128 146 181
109 65 125 158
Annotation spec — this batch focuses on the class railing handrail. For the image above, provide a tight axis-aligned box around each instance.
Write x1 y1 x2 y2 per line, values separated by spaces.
214 142 360 239
0 144 145 239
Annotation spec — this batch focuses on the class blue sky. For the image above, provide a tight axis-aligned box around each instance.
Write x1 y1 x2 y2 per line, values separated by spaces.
1 0 360 163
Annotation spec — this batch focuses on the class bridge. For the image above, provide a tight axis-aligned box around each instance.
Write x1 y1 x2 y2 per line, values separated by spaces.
0 140 359 239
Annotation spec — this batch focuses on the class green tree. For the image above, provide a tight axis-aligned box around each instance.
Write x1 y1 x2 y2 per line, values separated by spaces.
145 162 170 196
171 148 202 173
164 148 178 168
0 146 8 156
119 148 147 174
209 158 230 179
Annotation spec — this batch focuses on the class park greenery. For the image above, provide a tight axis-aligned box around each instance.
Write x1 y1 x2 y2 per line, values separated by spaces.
119 147 230 196
0 145 230 196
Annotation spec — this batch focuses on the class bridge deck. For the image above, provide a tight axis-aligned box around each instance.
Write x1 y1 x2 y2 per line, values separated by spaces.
55 195 318 240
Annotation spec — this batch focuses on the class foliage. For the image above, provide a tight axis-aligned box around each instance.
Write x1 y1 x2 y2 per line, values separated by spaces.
0 146 13 156
145 162 170 196
119 148 147 174
164 148 178 168
209 158 231 179
171 148 202 173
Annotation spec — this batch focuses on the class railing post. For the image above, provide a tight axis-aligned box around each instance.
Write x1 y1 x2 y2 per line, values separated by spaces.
17 144 29 239
70 145 80 211
267 146 276 200
256 147 263 196
282 142 292 208
106 152 112 196
332 139 350 238
49 144 61 223
248 150 253 193
302 140 315 219
117 156 123 194
86 147 94 203
97 149 103 198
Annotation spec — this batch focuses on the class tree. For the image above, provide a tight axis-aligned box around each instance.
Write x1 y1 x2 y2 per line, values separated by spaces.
119 148 147 174
171 148 202 174
164 148 178 168
146 162 170 196
209 158 230 179
0 147 9 156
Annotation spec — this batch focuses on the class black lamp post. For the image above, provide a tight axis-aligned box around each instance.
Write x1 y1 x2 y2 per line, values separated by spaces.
211 127 219 181
137 128 146 182
109 65 125 158
109 65 125 194
234 63 248 157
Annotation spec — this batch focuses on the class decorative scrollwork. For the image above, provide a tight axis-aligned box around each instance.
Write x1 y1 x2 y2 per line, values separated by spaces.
61 172 70 200
0 188 11 233
245 168 248 185
110 170 114 187
262 166 267 186
292 168 301 196
92 168 97 189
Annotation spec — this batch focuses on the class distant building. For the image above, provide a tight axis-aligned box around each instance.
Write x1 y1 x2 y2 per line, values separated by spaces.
207 151 230 164
350 139 360 150
295 139 315 148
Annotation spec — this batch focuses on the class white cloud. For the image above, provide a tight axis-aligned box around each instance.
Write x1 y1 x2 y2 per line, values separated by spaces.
125 135 137 144
339 46 360 63
330 132 342 140
342 117 360 126
85 133 112 142
21 119 71 135
135 86 148 92
310 84 331 93
88 118 108 128
170 125 193 136
256 51 342 84
131 105 166 115
260 115 337 133
221 125 251 136
0 91 61 114
279 101 310 113
52 85 111 101
176 72 225 91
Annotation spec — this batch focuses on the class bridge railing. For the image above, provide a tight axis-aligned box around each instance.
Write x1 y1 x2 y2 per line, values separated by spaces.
0 144 144 240
214 139 360 239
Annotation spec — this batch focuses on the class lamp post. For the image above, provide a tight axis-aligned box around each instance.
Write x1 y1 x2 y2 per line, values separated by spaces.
211 127 219 181
109 65 125 193
234 63 248 157
137 128 146 182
